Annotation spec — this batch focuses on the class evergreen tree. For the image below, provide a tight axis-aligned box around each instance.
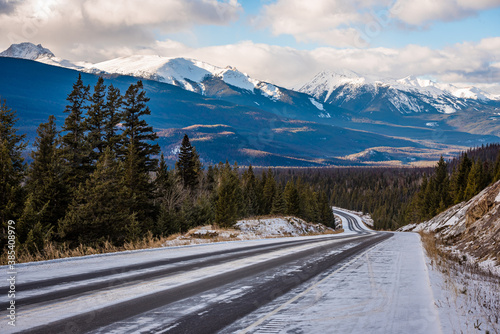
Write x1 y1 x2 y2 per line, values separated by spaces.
464 160 484 200
59 148 135 246
215 163 242 227
104 84 123 154
262 168 277 214
271 187 287 215
318 191 335 227
242 165 259 216
451 153 472 203
0 99 27 227
121 81 160 228
176 134 199 189
121 80 159 173
22 116 68 238
284 181 300 216
60 74 91 190
86 77 107 164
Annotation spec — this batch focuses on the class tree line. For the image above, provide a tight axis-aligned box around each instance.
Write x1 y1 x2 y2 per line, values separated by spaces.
406 144 500 223
0 75 334 258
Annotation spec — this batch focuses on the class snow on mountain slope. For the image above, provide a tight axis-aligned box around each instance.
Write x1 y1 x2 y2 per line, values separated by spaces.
0 42 54 60
90 55 282 100
0 42 94 72
300 70 498 114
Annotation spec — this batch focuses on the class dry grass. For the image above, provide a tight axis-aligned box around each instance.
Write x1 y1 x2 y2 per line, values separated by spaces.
3 218 341 265
1 232 172 265
420 231 500 334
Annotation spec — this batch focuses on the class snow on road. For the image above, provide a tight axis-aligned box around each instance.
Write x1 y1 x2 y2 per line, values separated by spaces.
0 234 361 333
222 232 443 334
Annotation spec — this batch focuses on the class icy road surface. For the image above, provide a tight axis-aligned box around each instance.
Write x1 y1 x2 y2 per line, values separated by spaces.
221 232 442 334
0 209 446 333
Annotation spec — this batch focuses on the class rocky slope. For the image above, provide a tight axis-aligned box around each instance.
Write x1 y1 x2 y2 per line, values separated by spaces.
401 180 500 268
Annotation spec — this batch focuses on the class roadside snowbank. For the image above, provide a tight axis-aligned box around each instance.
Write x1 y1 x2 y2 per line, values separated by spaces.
163 217 335 247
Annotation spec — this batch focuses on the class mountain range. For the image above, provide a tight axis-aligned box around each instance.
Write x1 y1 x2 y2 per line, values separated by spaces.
1 42 500 166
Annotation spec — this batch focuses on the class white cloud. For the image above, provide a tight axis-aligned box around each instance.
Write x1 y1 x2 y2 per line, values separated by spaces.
256 0 391 47
0 0 241 61
391 0 500 25
256 0 500 47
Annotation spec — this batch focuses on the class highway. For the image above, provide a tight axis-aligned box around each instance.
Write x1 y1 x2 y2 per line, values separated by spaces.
1 210 392 334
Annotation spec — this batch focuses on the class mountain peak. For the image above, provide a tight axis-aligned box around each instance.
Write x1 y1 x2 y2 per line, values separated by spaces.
299 69 367 102
0 42 55 60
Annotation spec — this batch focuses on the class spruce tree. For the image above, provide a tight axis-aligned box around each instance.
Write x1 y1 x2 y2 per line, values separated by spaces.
262 168 277 214
284 181 300 216
451 153 472 203
86 77 107 164
121 81 160 228
464 160 483 200
215 163 242 227
242 165 259 216
22 115 68 237
271 187 287 215
0 99 27 227
59 148 134 246
104 84 123 154
60 74 91 190
176 134 198 189
318 191 335 227
121 80 159 173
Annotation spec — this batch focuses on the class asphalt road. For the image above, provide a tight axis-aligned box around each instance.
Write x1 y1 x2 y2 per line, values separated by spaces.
8 211 392 334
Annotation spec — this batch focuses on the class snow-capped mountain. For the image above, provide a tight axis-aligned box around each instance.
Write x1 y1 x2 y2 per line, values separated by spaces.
0 42 283 102
90 55 282 100
0 42 94 72
300 70 498 115
0 42 54 60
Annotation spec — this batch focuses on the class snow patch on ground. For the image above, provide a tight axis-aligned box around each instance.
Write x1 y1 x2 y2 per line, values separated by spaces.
309 97 325 111
163 217 335 247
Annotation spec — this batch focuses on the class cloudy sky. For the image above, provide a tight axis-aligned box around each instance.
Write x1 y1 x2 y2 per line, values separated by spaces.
1 0 500 91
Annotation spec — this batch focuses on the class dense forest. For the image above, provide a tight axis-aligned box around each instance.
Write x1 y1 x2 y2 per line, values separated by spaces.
0 75 334 259
2 74 500 260
274 144 500 230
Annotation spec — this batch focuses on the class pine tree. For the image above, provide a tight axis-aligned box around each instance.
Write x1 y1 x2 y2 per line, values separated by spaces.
0 99 27 228
271 187 286 215
121 80 159 173
59 148 135 246
176 134 198 189
451 153 472 203
86 77 107 164
318 191 334 227
284 181 300 216
60 74 91 190
242 165 259 216
262 168 277 214
22 115 68 235
464 160 484 200
215 163 242 227
121 81 160 228
104 84 123 154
